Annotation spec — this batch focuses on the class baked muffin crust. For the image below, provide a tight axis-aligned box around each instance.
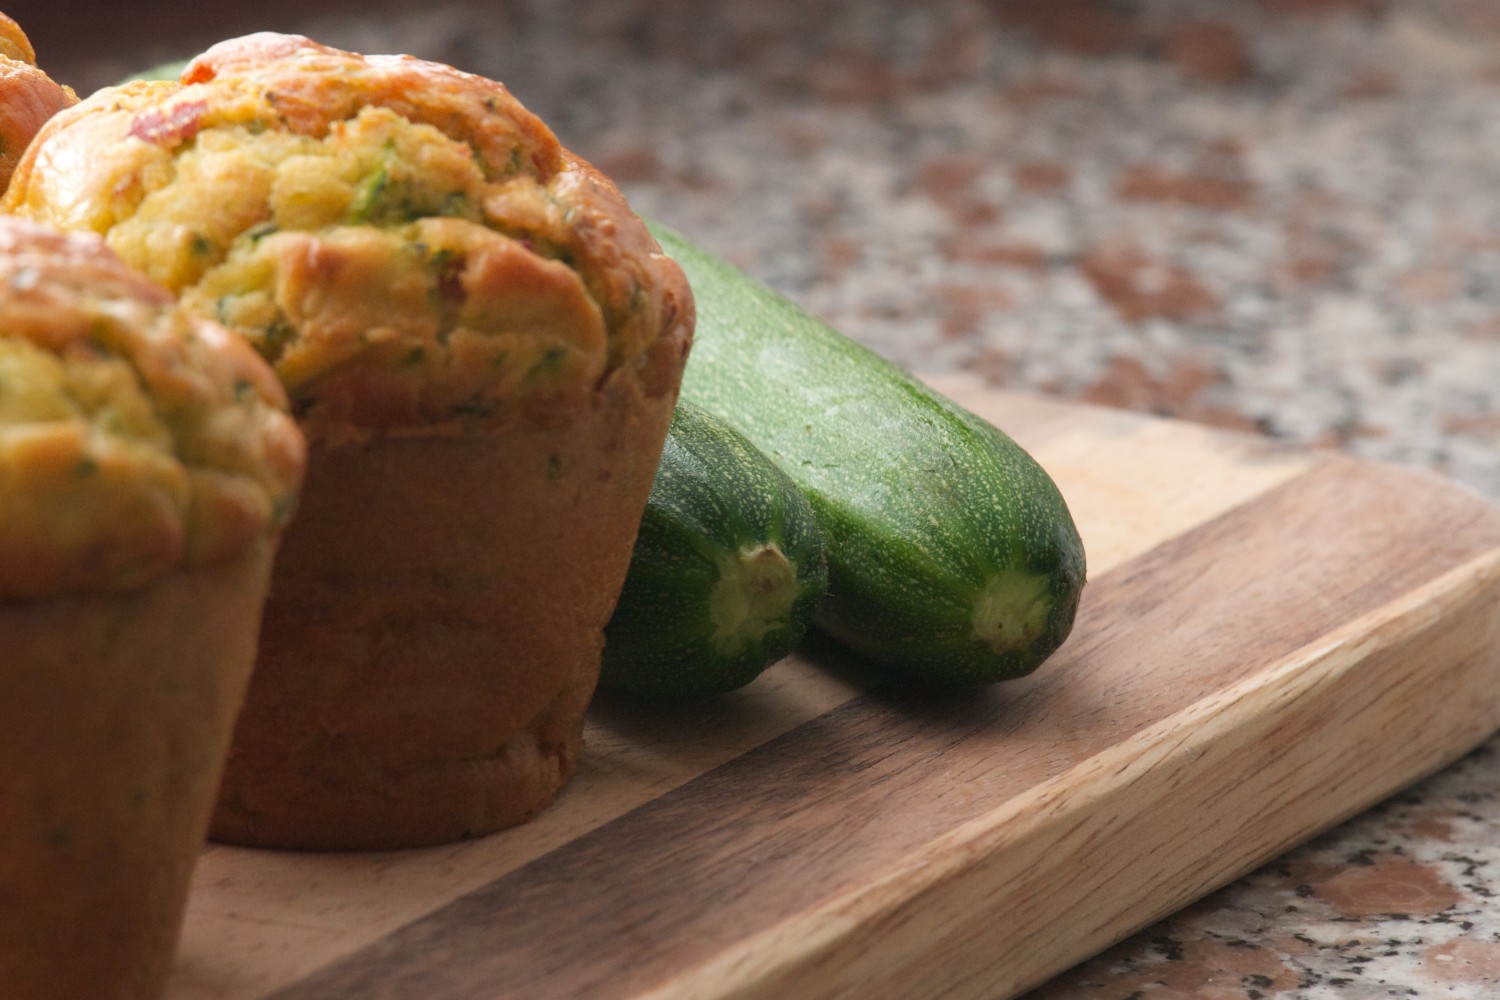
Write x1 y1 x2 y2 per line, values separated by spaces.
4 32 692 437
0 14 75 194
0 13 36 64
3 32 693 849
0 219 304 600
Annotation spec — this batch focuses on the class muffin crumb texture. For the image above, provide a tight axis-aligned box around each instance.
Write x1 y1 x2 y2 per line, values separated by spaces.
4 32 693 438
0 219 304 600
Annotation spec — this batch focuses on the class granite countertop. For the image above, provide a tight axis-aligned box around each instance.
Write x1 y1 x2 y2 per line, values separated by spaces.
29 0 1500 996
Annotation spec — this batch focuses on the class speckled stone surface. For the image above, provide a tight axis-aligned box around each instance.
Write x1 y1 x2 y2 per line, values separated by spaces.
26 1 1500 995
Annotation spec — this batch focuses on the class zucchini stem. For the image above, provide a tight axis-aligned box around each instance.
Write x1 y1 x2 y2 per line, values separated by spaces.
971 569 1052 655
709 543 798 654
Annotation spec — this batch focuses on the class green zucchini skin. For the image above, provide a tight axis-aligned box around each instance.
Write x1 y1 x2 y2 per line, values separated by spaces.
651 224 1086 685
600 399 828 699
118 61 190 83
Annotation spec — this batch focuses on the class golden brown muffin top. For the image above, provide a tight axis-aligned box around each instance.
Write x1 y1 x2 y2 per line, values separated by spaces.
3 33 693 441
0 217 305 601
0 14 76 194
0 13 35 65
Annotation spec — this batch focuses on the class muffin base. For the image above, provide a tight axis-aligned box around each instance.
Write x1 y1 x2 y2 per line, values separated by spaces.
210 370 677 850
0 541 276 1000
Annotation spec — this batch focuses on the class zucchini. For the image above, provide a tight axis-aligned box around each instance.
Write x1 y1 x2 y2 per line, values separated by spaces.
600 398 827 698
119 61 189 83
651 224 1086 685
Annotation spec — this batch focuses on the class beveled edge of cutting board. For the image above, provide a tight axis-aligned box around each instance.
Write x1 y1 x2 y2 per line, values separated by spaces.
645 505 1500 1000
249 446 1500 1000
619 451 1500 1000
174 384 1320 1000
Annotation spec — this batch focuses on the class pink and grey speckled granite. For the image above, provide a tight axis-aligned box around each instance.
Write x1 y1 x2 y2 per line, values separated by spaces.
235 0 1500 498
1031 743 1500 999
27 0 1500 995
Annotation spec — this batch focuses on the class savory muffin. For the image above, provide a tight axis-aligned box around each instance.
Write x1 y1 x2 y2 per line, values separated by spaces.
0 13 75 193
5 32 694 849
0 217 303 999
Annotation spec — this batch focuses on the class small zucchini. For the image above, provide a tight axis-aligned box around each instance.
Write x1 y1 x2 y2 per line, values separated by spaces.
651 224 1086 685
119 61 189 83
600 398 827 698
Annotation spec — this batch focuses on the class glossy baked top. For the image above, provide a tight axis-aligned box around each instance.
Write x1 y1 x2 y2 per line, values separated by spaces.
0 218 304 600
0 12 76 194
4 33 693 439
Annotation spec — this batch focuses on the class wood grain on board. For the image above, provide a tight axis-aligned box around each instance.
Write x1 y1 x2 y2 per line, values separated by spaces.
167 378 1500 1000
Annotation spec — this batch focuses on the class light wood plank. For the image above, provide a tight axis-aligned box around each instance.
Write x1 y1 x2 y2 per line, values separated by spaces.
165 390 1500 1000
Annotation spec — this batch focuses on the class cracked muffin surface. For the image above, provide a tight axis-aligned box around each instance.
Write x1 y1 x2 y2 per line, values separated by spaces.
2 32 693 849
0 218 304 600
3 32 692 438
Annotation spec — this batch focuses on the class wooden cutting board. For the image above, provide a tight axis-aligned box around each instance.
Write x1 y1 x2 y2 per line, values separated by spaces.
165 377 1500 1000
